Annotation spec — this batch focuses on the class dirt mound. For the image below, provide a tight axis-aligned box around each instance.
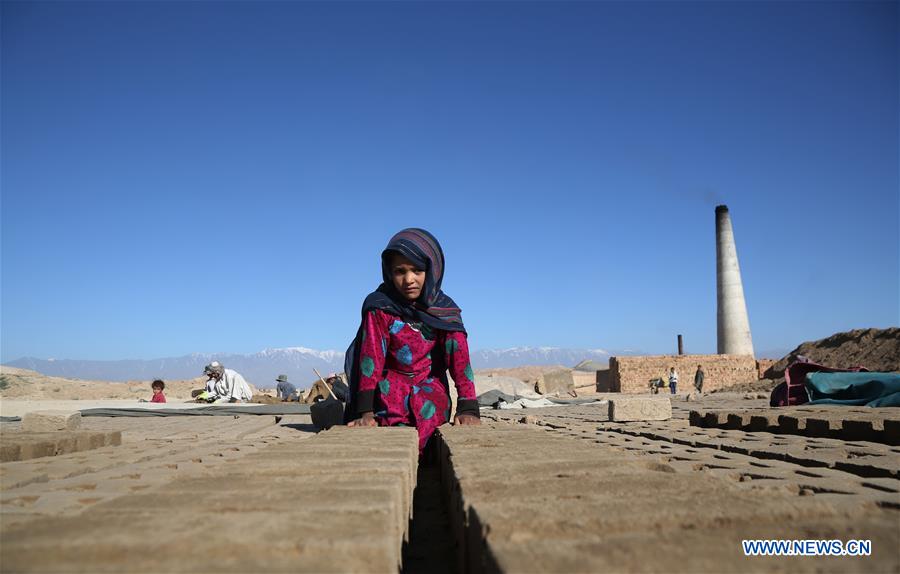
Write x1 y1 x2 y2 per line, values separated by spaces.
474 365 565 386
765 327 900 378
711 379 778 394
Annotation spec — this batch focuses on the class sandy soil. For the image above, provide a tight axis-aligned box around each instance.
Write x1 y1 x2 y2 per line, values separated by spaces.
474 365 567 384
1 364 572 403
0 366 264 402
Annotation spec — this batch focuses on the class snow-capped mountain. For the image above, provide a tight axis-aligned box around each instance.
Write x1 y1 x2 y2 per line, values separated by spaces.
4 348 344 388
4 346 626 388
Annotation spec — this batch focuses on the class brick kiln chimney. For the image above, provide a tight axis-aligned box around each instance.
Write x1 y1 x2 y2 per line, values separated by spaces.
716 205 755 356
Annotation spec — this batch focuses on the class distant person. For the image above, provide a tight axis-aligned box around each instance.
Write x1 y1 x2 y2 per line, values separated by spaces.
275 374 296 401
694 365 705 393
345 228 480 454
150 379 167 403
203 361 254 403
668 367 678 395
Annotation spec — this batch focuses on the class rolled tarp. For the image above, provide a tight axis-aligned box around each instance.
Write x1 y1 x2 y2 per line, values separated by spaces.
78 403 312 417
805 372 900 407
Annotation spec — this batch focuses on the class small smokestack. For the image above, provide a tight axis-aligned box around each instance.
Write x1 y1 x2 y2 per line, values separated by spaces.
677 334 684 355
716 205 755 356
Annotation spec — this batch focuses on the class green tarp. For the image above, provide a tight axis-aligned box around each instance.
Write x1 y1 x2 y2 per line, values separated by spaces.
806 372 900 407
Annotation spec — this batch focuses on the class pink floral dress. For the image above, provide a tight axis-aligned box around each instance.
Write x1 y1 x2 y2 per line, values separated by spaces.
356 309 477 451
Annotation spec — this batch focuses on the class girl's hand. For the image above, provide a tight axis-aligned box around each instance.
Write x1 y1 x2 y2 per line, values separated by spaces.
348 412 378 427
453 414 481 426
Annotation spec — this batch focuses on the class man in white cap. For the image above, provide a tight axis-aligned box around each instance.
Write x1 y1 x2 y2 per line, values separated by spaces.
203 361 254 403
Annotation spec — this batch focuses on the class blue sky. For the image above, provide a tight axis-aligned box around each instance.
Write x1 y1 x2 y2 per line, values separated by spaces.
2 1 897 362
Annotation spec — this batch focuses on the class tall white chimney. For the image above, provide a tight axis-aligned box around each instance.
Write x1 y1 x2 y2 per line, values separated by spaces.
716 205 755 356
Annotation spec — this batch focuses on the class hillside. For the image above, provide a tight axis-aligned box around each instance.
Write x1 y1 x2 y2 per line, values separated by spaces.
765 327 900 378
4 347 618 385
0 366 246 401
0 363 576 402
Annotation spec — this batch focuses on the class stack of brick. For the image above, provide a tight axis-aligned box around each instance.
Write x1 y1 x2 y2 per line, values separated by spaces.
608 354 757 393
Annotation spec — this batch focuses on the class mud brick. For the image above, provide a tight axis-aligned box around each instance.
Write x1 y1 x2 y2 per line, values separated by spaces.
883 420 900 446
804 418 832 438
842 420 880 443
748 415 779 432
608 398 672 422
22 411 81 432
834 458 899 479
717 441 752 456
689 410 706 427
777 415 802 434
725 413 751 430
19 440 57 460
703 412 725 427
0 444 22 463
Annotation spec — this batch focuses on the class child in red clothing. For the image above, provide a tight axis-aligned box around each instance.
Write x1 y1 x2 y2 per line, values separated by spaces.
150 380 166 403
347 228 480 451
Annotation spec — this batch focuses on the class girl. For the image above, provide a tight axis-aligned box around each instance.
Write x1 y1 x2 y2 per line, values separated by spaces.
150 379 166 403
347 228 480 451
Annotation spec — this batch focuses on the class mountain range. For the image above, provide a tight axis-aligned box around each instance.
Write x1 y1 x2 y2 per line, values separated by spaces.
4 346 620 388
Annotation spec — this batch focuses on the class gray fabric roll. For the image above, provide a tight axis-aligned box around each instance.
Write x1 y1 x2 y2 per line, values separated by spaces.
79 404 312 417
475 389 601 407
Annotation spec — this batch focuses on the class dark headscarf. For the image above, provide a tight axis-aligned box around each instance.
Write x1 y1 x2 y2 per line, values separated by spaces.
368 228 465 331
344 228 465 418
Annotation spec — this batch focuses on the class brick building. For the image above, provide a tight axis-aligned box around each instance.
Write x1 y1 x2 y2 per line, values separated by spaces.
608 354 758 393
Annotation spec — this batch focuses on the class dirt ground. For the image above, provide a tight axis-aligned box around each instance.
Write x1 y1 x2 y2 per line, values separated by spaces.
711 378 778 395
0 366 256 402
0 365 569 403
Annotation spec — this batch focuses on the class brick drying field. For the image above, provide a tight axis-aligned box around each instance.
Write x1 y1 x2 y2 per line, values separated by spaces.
1 393 898 573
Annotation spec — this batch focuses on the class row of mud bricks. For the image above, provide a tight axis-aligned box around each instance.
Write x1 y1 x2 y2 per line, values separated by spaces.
1 411 122 462
5 422 897 573
0 431 122 462
689 408 900 445
2 427 420 573
436 423 898 574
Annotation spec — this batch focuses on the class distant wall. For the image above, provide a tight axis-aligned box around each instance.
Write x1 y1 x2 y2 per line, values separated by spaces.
572 372 596 389
756 359 778 379
608 354 757 393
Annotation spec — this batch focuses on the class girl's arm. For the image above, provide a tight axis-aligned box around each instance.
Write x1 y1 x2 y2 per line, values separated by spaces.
355 309 389 415
444 332 480 418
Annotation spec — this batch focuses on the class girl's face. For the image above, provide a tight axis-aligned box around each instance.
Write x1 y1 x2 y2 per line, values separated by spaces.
389 254 425 301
